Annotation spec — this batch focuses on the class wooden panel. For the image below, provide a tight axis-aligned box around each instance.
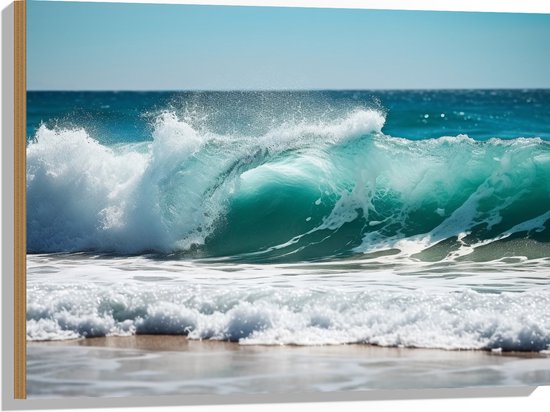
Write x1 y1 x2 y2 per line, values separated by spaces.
14 0 26 400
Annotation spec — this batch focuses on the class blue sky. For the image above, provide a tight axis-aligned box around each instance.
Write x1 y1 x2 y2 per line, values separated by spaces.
27 1 550 90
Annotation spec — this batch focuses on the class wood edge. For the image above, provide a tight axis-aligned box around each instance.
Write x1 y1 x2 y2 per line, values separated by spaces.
14 0 26 400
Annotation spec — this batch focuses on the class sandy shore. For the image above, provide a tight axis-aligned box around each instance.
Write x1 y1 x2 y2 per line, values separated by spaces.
29 334 240 351
26 335 550 398
29 334 549 358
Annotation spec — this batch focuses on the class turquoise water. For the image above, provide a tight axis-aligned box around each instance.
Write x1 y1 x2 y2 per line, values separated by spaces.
26 90 550 261
25 91 550 351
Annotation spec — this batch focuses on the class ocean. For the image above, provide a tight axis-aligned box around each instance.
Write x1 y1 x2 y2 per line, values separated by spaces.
25 90 550 395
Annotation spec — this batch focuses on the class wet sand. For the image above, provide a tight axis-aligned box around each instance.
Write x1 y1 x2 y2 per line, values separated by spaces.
27 335 550 398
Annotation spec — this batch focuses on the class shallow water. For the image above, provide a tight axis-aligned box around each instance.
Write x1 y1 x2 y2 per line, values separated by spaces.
26 336 550 398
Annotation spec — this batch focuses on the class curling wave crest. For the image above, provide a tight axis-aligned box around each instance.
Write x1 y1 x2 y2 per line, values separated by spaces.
27 109 550 263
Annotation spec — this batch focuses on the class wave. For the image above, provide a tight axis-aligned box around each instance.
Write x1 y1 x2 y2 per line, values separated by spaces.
27 109 550 261
26 280 550 351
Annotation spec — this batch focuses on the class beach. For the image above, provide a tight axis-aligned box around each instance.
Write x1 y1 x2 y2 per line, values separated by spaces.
27 336 550 398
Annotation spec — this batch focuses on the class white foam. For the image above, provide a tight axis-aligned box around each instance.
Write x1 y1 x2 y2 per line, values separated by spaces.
27 125 150 252
26 275 550 351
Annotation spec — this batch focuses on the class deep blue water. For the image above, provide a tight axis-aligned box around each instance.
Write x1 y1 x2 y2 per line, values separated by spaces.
27 90 550 143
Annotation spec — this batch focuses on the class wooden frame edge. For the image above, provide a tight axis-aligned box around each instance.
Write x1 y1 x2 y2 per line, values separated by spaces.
14 0 27 400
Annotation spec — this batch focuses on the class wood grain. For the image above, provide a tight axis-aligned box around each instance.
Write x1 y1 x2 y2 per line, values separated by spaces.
14 0 26 400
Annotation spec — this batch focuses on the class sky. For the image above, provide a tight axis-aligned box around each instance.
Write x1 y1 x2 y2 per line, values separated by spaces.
27 0 550 90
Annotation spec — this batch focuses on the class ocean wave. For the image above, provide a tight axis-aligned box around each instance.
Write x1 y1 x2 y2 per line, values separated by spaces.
26 282 550 351
27 109 550 261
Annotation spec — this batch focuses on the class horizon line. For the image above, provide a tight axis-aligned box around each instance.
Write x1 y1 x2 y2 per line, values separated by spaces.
27 87 550 92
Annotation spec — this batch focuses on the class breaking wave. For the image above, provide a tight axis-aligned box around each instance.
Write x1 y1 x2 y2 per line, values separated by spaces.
27 109 550 262
26 279 550 351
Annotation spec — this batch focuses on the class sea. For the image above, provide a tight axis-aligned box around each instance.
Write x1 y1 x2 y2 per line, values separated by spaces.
26 90 550 353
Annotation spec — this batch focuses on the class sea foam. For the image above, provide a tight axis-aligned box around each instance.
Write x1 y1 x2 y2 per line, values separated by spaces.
27 278 550 351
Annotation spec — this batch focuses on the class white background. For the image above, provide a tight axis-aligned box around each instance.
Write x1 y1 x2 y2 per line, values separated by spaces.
1 0 549 411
